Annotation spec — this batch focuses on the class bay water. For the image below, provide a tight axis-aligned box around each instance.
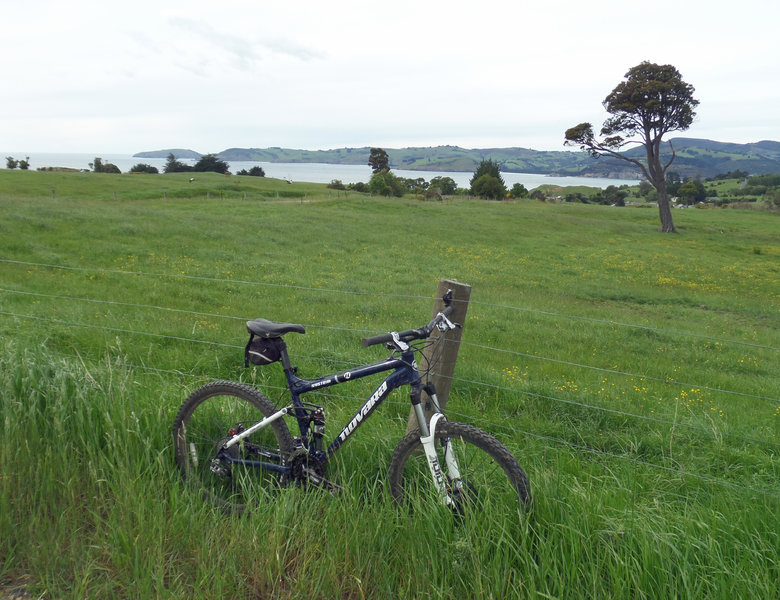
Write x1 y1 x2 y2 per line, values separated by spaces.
2 151 637 189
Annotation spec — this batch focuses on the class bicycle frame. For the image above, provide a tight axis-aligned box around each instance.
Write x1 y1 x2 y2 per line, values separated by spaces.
223 344 429 471
216 331 467 506
286 349 423 458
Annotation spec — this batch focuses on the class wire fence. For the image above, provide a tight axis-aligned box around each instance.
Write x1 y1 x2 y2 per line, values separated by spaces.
1 258 778 498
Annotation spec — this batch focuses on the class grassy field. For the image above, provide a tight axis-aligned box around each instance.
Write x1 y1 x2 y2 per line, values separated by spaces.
1 169 778 599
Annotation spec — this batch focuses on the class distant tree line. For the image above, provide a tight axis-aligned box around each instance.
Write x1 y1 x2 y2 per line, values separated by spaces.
709 170 749 181
358 148 529 200
159 153 265 177
5 156 30 170
163 153 229 174
68 153 263 176
236 166 265 177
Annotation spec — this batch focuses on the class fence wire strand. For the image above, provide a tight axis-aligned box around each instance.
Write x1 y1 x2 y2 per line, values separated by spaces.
2 258 778 500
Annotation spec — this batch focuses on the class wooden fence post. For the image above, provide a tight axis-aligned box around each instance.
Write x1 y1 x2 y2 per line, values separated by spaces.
406 278 471 433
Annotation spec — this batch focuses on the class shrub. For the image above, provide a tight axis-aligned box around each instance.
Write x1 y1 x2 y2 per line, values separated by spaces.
429 176 457 195
90 157 121 174
237 166 265 177
471 174 506 199
348 182 369 193
509 183 529 198
129 164 159 174
369 169 405 197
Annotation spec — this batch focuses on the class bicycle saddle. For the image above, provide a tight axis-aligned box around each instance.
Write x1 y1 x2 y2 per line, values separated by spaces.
246 318 306 338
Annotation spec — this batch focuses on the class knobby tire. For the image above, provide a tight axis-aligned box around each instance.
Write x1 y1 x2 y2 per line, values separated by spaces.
388 421 531 517
173 380 294 514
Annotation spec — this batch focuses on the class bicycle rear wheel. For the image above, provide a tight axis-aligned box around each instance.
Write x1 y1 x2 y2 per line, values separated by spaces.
388 421 531 518
173 380 294 513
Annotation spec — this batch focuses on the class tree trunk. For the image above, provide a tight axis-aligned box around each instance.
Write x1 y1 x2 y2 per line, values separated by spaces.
653 178 677 233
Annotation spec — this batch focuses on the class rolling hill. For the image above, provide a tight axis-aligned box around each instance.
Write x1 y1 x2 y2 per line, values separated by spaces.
135 138 780 179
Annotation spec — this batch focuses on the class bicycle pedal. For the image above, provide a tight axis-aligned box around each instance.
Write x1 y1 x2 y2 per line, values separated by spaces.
302 467 343 494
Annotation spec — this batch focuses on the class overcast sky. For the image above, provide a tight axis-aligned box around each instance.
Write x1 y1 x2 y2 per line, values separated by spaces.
2 0 779 154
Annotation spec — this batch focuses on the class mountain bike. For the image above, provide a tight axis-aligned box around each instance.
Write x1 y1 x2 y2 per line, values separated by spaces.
173 291 532 516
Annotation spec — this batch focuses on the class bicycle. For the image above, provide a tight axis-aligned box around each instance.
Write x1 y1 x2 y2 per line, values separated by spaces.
173 291 532 517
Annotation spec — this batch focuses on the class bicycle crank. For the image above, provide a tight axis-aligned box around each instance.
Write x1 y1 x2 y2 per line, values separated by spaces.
302 466 343 494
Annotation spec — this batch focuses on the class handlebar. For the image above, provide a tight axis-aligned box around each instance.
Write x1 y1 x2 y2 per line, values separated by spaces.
361 302 458 348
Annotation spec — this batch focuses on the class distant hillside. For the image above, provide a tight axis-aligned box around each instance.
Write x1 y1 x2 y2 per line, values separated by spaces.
136 139 780 179
588 138 780 179
133 149 202 160
215 146 600 176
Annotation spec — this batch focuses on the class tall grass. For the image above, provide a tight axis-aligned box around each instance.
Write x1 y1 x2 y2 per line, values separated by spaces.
0 171 778 598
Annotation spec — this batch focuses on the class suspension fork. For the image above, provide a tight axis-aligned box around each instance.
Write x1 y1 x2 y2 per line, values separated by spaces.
412 382 463 504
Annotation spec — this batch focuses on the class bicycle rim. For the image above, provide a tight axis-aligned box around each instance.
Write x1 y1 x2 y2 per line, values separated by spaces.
389 421 531 520
173 381 293 513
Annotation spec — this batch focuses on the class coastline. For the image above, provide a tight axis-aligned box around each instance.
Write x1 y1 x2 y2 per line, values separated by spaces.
2 151 638 189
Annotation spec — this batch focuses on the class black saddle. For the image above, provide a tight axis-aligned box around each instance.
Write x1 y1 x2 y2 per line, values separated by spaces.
246 318 306 338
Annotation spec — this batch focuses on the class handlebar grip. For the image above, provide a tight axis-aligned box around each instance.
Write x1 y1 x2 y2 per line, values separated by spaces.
362 333 394 347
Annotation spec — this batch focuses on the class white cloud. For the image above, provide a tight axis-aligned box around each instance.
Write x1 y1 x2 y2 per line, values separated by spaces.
2 0 779 153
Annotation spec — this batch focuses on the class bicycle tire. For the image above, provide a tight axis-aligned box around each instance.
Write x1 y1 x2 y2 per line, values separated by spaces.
388 421 531 516
173 380 294 514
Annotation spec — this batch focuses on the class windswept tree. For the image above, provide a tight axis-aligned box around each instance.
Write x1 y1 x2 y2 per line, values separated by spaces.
565 61 699 232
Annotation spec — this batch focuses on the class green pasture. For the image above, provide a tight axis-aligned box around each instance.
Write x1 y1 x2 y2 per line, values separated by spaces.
1 169 778 599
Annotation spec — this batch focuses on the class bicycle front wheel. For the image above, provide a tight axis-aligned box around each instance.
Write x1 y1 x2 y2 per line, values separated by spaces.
173 380 294 513
388 421 531 518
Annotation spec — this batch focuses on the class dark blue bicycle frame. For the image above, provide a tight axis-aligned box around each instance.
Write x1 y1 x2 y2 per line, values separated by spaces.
220 340 426 476
284 348 422 461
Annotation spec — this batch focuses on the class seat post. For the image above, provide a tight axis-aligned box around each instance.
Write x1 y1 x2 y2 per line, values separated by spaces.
278 338 294 373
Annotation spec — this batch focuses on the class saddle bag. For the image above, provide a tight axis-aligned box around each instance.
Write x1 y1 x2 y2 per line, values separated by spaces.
244 334 283 366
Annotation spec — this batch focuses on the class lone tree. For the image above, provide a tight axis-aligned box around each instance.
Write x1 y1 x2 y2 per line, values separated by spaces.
470 159 507 199
368 147 390 173
164 153 193 173
565 61 699 232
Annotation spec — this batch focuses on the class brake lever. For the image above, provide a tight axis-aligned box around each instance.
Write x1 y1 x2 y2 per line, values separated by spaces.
435 313 459 332
389 331 410 352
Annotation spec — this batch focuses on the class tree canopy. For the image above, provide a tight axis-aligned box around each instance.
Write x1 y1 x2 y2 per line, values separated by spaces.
164 153 191 173
90 157 120 174
236 166 265 177
193 154 230 174
369 168 405 197
565 61 699 232
5 156 29 170
470 159 506 199
368 148 390 173
163 153 230 174
129 163 159 174
429 176 458 196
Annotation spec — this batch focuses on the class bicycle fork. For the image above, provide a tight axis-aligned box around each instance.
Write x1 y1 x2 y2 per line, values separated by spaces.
413 387 464 507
